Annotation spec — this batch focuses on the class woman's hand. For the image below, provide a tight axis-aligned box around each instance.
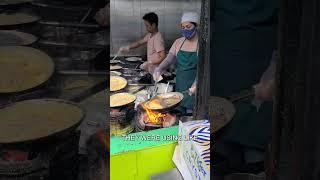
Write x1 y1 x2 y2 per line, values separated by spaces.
254 79 275 101
152 68 162 82
119 46 130 53
139 62 149 70
189 83 196 95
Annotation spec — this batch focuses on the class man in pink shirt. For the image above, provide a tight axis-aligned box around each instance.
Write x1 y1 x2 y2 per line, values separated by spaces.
119 12 166 74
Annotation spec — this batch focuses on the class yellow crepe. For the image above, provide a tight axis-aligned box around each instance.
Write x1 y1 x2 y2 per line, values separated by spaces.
0 99 84 143
110 65 122 70
110 76 127 92
110 93 136 107
146 99 163 109
0 13 40 26
0 46 54 93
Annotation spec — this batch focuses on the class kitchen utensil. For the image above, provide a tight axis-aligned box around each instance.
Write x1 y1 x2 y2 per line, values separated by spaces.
111 52 119 61
122 68 142 71
165 82 170 93
148 83 173 94
227 88 255 103
128 83 153 86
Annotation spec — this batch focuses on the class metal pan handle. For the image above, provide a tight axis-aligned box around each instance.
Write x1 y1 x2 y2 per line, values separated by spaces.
228 88 255 103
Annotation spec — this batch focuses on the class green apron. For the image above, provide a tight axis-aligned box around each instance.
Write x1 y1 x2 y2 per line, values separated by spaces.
212 0 278 150
176 38 198 110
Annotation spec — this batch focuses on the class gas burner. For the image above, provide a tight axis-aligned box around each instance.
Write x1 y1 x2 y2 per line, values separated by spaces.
135 104 177 132
110 105 135 136
0 132 80 179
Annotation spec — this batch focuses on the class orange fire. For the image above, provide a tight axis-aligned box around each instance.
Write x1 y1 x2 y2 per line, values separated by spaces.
141 103 167 124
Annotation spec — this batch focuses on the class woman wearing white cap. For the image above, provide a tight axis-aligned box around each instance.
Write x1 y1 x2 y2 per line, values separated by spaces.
153 12 199 113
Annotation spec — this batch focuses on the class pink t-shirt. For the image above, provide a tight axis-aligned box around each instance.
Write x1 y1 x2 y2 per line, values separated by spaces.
142 32 165 64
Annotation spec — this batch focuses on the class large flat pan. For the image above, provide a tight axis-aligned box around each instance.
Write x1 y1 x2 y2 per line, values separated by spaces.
0 46 54 93
0 0 33 6
0 99 85 145
211 88 255 133
0 13 40 26
0 30 38 46
144 92 184 112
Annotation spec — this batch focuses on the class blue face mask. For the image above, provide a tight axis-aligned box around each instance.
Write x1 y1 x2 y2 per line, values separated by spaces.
181 27 197 39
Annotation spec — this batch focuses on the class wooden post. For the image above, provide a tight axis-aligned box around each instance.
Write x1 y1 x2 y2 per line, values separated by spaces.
269 0 320 179
194 0 211 120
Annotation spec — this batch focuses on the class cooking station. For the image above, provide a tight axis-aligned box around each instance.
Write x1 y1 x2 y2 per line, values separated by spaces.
109 55 194 137
0 0 108 180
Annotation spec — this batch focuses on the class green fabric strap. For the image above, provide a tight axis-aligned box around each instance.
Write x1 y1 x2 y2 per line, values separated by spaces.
175 46 198 109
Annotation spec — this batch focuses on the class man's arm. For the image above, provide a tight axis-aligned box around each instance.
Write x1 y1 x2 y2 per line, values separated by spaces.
119 35 148 53
128 36 148 50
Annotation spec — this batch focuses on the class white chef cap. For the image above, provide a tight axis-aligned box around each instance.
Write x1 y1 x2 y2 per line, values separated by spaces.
181 12 200 25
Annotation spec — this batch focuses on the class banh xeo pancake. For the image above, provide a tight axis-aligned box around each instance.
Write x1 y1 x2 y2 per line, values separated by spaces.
145 97 164 109
110 65 122 70
0 30 37 46
0 13 40 26
110 76 127 91
110 93 136 107
0 46 54 93
0 99 84 143
145 93 182 109
0 0 33 5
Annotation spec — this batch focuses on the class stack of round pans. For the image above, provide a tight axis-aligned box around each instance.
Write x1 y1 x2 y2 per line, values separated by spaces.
0 13 40 26
0 30 37 46
0 46 54 93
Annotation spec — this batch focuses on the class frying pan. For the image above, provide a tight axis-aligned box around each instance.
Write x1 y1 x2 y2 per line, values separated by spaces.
0 46 55 94
144 92 184 112
0 0 34 7
0 98 85 145
0 30 38 46
0 12 40 29
0 79 108 146
211 88 255 133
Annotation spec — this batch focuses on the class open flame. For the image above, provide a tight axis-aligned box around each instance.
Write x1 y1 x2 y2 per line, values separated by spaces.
141 103 167 124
